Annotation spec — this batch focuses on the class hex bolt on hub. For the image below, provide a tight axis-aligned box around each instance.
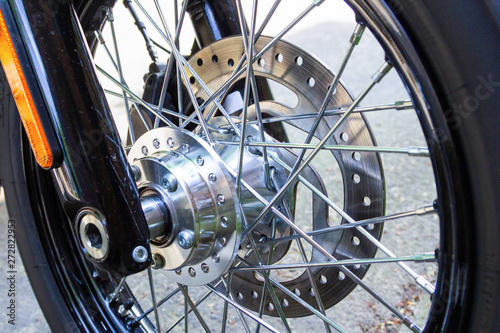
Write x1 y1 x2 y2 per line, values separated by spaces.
153 138 160 149
151 253 165 269
217 194 225 205
178 230 195 249
162 174 177 192
132 246 148 263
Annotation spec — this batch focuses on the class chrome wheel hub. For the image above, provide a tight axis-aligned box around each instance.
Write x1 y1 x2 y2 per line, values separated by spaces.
128 127 241 285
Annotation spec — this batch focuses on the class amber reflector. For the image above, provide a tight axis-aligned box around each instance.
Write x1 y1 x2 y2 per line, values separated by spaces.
0 9 53 168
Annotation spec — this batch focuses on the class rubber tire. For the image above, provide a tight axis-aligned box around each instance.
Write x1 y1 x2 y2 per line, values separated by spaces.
385 1 500 331
0 0 498 332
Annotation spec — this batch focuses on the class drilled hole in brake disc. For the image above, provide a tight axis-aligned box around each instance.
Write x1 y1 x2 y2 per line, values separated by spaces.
127 36 384 316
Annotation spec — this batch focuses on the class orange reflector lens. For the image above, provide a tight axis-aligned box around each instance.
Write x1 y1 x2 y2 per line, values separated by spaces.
0 9 53 169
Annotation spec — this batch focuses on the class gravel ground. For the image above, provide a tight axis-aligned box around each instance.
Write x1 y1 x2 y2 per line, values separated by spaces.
0 2 440 332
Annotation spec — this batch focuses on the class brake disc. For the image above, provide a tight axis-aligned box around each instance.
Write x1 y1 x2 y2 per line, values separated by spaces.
186 36 384 316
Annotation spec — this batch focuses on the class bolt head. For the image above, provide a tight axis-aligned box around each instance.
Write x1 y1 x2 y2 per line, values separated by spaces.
217 194 225 205
188 267 196 277
209 173 217 183
201 263 209 273
162 174 177 192
132 246 148 263
197 156 204 166
151 253 165 269
178 230 194 249
153 138 160 149
220 216 229 228
182 143 190 154
141 146 149 156
167 137 174 148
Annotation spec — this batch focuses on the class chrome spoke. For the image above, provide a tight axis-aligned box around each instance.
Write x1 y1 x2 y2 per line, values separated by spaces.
225 168 422 332
147 268 162 333
184 285 189 332
154 0 188 128
198 0 326 111
97 66 176 127
108 8 139 142
133 0 241 139
292 23 365 169
96 30 151 135
134 287 181 324
269 153 436 294
237 257 347 333
232 253 437 272
236 0 272 189
241 62 393 239
106 277 126 302
221 276 252 333
215 140 431 157
152 0 215 145
218 100 414 128
276 176 332 333
243 209 292 332
235 0 259 197
259 203 437 246
103 89 223 132
179 0 282 132
206 284 281 333
178 284 211 333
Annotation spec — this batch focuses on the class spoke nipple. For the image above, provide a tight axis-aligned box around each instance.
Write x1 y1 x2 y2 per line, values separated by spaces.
118 298 135 317
178 230 194 249
153 138 160 149
167 137 174 148
209 173 217 183
132 246 148 263
162 174 177 192
182 143 190 154
151 253 165 270
141 146 149 156
217 194 225 205
197 155 205 166
188 267 196 277
201 263 210 273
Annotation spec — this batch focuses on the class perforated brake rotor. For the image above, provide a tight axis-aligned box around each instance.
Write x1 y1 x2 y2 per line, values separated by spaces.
186 36 385 316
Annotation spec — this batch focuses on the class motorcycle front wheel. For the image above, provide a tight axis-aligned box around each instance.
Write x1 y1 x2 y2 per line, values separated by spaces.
1 0 499 332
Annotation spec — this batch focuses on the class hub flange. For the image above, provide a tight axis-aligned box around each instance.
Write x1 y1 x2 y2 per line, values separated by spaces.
128 127 241 285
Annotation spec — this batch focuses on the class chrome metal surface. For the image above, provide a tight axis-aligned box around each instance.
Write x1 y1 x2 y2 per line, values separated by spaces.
128 127 241 285
186 36 384 316
77 210 109 261
132 246 149 263
140 195 169 239
86 0 443 330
